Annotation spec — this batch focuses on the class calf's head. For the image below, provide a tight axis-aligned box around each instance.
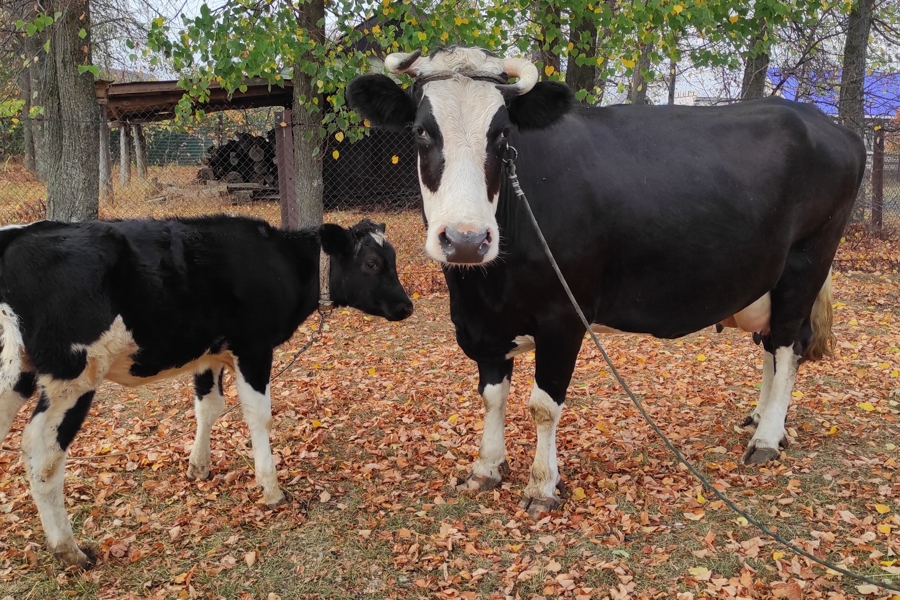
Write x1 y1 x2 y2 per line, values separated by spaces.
347 46 573 265
319 219 413 321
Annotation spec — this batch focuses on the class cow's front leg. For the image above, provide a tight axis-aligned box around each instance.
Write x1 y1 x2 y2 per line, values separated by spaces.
234 351 286 506
22 388 97 569
458 359 514 492
744 345 798 464
520 332 582 519
741 349 774 430
187 367 225 481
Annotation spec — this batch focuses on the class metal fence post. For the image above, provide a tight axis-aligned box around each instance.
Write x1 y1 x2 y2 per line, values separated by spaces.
275 109 298 230
872 123 884 232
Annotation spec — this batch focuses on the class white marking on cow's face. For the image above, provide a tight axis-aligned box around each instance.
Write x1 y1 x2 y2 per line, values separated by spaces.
369 231 385 246
420 77 505 264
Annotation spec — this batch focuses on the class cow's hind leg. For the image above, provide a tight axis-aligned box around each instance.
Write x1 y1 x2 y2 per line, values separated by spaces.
187 367 225 481
234 351 285 506
744 345 797 463
457 359 513 492
520 331 582 519
0 371 36 443
741 350 774 430
22 387 97 568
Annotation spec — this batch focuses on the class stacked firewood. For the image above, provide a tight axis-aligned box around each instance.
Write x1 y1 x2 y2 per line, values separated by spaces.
197 131 277 186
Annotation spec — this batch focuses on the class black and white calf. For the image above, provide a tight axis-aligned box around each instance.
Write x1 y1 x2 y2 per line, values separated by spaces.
0 215 412 567
348 46 865 517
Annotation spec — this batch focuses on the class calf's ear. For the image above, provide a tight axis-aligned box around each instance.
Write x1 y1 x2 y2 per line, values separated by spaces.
319 224 353 257
347 74 416 130
507 81 574 132
377 222 386 233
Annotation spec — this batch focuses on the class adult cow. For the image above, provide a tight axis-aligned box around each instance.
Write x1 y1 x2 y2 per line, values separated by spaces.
0 215 412 568
347 46 865 517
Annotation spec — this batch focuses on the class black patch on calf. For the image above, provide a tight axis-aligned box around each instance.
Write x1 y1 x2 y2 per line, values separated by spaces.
507 82 574 132
194 370 214 398
13 371 37 399
346 74 417 130
415 97 445 193
57 391 94 451
32 391 49 417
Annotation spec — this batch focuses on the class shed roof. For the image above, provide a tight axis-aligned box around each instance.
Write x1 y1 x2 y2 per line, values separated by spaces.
95 78 293 124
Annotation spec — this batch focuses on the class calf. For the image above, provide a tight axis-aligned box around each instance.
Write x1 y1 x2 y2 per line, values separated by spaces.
0 215 412 568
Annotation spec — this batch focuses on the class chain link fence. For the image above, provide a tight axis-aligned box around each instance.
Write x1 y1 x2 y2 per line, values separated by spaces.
1 107 898 281
0 104 444 294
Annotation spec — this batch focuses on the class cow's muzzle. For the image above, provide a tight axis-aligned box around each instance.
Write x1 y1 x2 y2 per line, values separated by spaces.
438 226 493 264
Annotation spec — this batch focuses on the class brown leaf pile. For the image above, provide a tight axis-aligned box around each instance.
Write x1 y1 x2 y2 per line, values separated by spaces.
0 232 897 600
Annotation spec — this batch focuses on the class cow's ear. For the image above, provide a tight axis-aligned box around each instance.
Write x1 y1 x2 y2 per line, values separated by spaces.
319 224 353 257
507 82 574 131
347 74 416 130
376 222 387 233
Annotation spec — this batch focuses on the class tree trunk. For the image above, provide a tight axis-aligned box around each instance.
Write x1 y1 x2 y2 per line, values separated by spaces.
667 58 677 105
291 0 325 229
42 0 99 221
839 0 873 139
741 20 770 100
133 124 148 179
119 124 132 187
564 15 597 105
629 43 653 105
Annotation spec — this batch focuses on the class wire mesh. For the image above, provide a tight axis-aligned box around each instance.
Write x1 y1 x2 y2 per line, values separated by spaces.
0 107 897 281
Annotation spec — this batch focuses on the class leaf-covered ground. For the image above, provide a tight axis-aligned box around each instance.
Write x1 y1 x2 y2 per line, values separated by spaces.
1 238 898 600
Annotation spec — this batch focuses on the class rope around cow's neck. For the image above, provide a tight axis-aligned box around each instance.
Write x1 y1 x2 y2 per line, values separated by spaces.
502 145 900 593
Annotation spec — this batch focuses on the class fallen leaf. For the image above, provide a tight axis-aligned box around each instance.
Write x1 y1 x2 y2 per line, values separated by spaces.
245 551 256 568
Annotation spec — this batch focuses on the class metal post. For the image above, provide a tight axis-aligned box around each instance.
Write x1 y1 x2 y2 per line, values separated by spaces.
119 123 131 187
872 124 884 231
275 109 298 230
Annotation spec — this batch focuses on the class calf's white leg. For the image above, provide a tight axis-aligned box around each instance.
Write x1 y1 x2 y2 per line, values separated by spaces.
187 368 225 481
744 345 798 464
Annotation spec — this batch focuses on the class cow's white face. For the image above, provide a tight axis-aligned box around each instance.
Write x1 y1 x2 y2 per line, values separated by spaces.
415 77 507 264
346 45 572 266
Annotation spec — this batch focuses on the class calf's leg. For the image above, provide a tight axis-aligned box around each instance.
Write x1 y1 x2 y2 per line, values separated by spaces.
234 351 285 506
742 350 774 430
458 359 513 491
22 388 96 568
0 371 36 443
187 367 226 481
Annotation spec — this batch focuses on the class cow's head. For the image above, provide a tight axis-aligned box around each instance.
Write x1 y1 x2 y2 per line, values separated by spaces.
347 46 573 265
320 219 413 321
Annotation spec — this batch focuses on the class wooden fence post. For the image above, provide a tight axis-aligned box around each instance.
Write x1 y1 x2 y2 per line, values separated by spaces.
98 102 113 205
119 123 132 188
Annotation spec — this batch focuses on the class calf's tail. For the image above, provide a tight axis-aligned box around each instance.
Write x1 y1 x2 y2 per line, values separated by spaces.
0 303 23 393
804 267 835 362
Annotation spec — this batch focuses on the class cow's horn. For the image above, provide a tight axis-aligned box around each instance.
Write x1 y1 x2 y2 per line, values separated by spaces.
498 57 538 95
385 50 424 76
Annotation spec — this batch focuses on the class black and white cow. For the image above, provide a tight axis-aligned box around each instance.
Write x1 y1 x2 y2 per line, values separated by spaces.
0 215 412 567
347 46 866 517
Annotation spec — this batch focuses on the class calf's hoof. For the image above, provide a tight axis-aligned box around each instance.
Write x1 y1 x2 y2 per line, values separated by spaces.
186 463 212 481
54 543 97 570
455 460 510 492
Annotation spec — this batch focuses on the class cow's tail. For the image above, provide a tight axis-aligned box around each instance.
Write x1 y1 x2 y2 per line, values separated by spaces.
805 267 835 362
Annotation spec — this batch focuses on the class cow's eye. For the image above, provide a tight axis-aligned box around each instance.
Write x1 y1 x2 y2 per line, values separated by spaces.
366 259 378 270
415 126 428 139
